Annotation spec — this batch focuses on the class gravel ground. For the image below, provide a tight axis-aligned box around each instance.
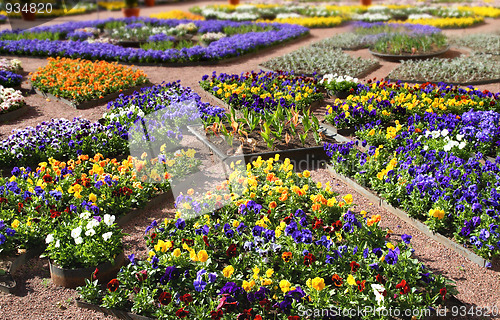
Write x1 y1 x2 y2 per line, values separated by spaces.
0 1 499 319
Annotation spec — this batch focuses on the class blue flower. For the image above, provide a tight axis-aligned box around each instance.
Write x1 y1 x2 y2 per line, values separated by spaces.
385 247 400 265
401 234 412 244
5 228 15 237
175 218 186 230
128 253 135 265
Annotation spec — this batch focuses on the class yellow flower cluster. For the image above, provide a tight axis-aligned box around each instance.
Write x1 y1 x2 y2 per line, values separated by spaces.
429 208 445 220
376 157 398 180
346 85 481 115
257 16 345 28
97 1 124 10
151 10 204 20
392 16 484 28
213 81 315 105
458 6 500 18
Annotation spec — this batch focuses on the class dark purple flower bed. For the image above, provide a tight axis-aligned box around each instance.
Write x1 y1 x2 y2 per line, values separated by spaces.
0 18 309 64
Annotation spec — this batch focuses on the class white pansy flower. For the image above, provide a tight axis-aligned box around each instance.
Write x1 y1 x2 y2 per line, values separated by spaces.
71 227 82 239
87 219 99 230
102 232 113 241
103 214 115 226
75 237 83 245
80 211 91 219
459 141 466 149
456 134 464 141
45 234 54 244
85 229 96 237
371 284 385 305
55 240 60 248
441 129 449 137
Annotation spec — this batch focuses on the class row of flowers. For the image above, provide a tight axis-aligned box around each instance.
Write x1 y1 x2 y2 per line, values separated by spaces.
200 70 322 113
324 80 499 130
0 18 308 64
189 3 498 28
323 80 500 262
0 81 224 168
0 150 199 260
30 57 149 103
79 156 454 319
0 58 22 88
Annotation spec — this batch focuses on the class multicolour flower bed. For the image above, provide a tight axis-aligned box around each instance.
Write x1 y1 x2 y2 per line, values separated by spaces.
0 85 24 115
79 156 455 319
0 58 22 88
324 80 500 262
0 151 199 255
0 81 224 168
30 57 148 104
200 70 322 112
0 18 308 64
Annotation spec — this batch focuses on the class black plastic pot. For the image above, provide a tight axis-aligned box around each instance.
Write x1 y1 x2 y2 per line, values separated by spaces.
49 251 125 288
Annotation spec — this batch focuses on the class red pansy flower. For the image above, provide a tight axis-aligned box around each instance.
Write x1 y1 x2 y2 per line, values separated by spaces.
176 308 189 318
395 279 410 295
107 279 120 292
350 261 360 273
158 292 172 305
226 243 238 258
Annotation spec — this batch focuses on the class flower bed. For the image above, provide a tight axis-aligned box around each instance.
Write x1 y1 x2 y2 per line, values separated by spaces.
0 81 224 169
189 3 494 28
323 80 500 262
388 54 500 84
0 86 24 116
257 16 345 28
200 70 322 112
30 57 148 107
191 3 350 27
261 46 378 77
451 33 500 55
150 10 204 20
0 18 308 64
397 16 484 28
0 58 22 88
97 1 125 11
0 151 199 256
79 156 455 319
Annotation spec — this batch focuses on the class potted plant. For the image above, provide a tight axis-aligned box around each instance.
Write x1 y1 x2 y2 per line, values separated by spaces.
20 0 36 20
44 213 126 288
361 0 372 5
320 74 359 99
122 0 139 17
144 0 155 7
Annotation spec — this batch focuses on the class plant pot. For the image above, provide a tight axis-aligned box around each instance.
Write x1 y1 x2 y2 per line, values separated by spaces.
228 0 239 5
360 0 372 5
122 7 140 17
144 0 155 6
334 90 352 99
49 251 125 289
21 11 36 21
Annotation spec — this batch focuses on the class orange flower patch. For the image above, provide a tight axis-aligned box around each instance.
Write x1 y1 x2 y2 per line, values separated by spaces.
30 57 148 103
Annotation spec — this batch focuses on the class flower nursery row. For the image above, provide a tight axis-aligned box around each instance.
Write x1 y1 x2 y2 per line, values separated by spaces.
188 3 500 28
78 155 455 320
0 18 308 64
198 70 500 263
0 79 231 269
0 58 24 115
323 79 500 262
